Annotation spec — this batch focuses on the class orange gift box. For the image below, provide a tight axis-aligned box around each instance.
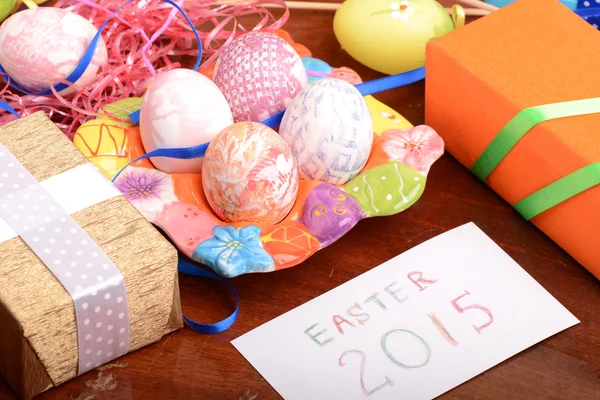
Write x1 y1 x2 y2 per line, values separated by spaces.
425 0 600 279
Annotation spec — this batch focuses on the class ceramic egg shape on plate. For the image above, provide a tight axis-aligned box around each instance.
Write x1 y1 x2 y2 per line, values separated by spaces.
0 7 107 93
213 31 308 123
279 78 373 186
202 122 299 225
140 68 234 174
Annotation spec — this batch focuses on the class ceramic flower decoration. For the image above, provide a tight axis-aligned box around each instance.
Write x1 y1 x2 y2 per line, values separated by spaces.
382 125 445 174
114 166 178 220
192 226 275 278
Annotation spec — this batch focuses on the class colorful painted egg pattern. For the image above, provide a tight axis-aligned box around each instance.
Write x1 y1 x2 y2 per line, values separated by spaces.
261 222 321 268
302 57 332 84
279 78 373 185
140 68 233 174
344 161 426 217
0 7 107 92
202 122 299 224
301 184 362 247
213 32 307 122
73 117 129 179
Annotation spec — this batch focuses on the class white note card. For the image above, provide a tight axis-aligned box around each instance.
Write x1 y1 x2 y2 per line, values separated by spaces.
232 223 579 400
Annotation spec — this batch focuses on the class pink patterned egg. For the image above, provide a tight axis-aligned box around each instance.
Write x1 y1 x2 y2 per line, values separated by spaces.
140 68 234 174
213 32 307 123
0 7 107 93
202 122 299 224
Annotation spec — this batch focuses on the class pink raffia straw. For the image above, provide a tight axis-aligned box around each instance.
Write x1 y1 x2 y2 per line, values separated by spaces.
0 0 290 136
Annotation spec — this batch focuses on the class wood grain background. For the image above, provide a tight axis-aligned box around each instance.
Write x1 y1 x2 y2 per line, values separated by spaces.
1 1 599 399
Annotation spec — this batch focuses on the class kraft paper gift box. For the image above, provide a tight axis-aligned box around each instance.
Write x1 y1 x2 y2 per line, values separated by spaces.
425 0 600 279
0 112 183 399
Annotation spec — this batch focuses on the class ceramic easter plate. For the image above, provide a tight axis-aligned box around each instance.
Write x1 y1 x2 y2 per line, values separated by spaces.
74 32 444 278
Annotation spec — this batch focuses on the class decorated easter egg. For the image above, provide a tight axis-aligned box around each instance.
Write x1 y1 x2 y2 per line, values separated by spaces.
301 184 362 248
213 32 307 122
0 0 16 24
73 117 129 179
0 7 107 92
202 122 299 224
279 78 373 185
140 68 234 174
302 57 332 84
333 0 458 75
344 161 426 217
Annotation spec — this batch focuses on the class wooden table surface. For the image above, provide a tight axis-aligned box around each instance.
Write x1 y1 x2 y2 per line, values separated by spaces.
2 1 600 399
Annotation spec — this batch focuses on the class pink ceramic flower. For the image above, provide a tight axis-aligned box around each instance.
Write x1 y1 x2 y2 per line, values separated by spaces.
114 166 178 221
381 125 444 174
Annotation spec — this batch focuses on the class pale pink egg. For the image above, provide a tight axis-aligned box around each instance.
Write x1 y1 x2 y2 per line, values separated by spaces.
202 122 299 224
0 7 107 93
140 68 234 174
213 32 308 123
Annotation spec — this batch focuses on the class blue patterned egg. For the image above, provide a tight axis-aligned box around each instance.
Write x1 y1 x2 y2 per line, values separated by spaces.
302 57 332 84
279 78 373 185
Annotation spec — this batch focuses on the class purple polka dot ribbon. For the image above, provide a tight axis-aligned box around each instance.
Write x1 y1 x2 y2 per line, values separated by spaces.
0 145 130 375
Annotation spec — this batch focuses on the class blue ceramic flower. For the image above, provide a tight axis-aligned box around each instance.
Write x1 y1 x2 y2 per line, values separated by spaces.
192 226 274 278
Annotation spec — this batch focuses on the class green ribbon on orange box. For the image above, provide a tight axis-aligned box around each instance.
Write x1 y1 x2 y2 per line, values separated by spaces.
470 97 600 220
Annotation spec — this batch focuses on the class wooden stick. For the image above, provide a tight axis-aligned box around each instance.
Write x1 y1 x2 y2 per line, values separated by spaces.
215 1 491 16
455 0 499 12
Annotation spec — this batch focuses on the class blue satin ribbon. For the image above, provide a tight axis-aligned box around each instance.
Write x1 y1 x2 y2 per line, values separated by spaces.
0 0 202 96
178 258 240 334
261 66 426 129
119 66 426 182
0 100 20 119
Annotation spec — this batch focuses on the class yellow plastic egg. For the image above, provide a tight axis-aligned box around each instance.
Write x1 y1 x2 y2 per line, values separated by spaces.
73 117 129 179
0 0 16 24
333 0 462 75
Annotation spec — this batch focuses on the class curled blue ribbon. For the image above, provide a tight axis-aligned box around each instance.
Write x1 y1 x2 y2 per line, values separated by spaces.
178 258 240 334
0 0 202 96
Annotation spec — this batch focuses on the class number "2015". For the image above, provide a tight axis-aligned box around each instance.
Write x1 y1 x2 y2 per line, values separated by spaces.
339 290 493 397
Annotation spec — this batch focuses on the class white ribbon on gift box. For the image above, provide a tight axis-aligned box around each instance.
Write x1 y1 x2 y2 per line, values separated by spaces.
0 145 131 375
0 162 121 242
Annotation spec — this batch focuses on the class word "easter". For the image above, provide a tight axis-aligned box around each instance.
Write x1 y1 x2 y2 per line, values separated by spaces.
304 271 440 347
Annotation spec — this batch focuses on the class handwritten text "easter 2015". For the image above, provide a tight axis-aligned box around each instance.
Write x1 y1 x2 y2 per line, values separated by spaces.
303 271 494 397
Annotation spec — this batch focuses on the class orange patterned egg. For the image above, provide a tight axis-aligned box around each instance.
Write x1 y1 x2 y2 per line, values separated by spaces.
202 122 299 224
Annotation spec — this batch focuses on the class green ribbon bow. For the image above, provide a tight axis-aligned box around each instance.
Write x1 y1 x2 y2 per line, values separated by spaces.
470 97 600 220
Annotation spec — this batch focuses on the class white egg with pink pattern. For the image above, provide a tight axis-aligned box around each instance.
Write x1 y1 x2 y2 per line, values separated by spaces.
140 68 234 174
0 7 107 93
